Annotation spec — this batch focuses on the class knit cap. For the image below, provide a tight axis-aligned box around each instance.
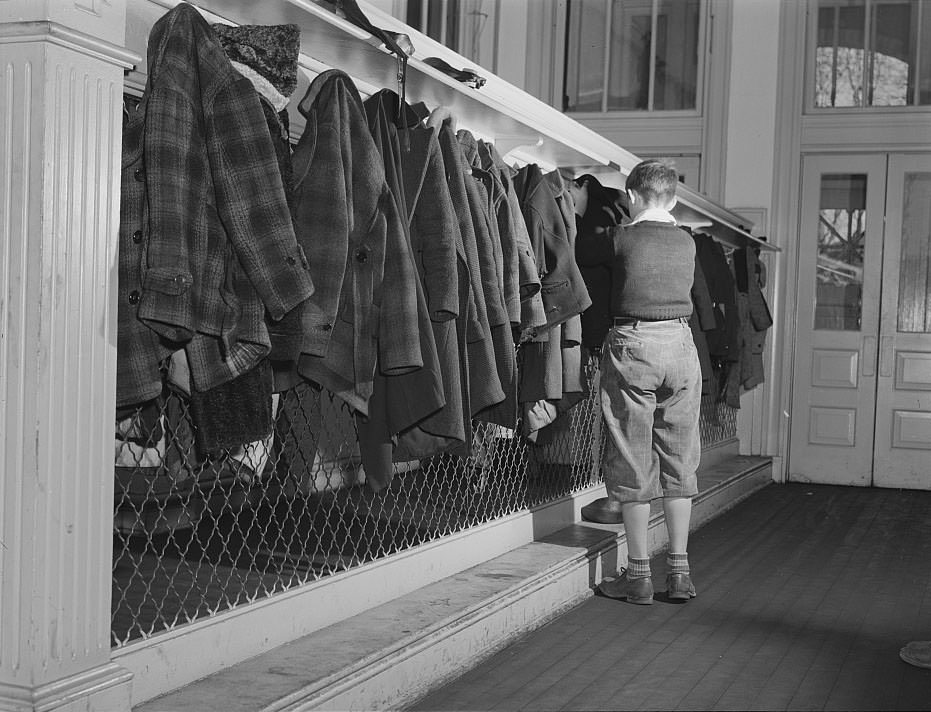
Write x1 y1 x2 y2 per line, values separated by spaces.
212 22 301 110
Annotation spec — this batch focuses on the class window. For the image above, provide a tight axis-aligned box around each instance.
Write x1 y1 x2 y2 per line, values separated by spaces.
562 0 702 113
814 0 931 107
405 0 497 65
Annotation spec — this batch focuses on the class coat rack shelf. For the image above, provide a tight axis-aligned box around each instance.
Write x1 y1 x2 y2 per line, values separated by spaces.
126 0 778 252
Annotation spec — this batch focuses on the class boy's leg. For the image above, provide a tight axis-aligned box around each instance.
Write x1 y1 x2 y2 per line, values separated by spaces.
663 496 692 554
653 323 702 600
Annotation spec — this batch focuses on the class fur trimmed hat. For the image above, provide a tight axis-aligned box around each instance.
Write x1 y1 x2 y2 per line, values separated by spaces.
212 22 301 100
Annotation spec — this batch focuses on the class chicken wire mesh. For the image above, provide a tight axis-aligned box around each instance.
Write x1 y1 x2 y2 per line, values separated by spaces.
111 353 737 647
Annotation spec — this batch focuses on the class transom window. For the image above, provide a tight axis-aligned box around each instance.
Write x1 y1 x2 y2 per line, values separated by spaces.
405 0 497 64
813 0 931 107
562 0 703 113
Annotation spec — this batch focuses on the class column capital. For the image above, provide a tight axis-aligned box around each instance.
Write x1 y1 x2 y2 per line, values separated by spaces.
0 20 139 68
0 0 128 47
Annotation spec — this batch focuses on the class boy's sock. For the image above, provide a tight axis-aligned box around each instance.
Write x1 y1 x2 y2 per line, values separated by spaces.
626 557 651 580
667 552 689 575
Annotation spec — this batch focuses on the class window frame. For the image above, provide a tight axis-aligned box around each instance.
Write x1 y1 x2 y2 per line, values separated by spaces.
559 0 708 118
805 0 931 114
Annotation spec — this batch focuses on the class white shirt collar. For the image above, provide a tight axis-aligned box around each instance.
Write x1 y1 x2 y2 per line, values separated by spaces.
629 207 677 226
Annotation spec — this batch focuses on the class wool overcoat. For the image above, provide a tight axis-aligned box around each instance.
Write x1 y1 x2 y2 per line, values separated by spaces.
292 70 422 418
117 3 313 409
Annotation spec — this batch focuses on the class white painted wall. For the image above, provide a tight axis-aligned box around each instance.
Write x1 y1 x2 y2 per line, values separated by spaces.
723 0 780 214
722 0 783 461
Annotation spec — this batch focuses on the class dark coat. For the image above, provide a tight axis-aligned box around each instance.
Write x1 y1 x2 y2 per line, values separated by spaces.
573 178 625 351
513 164 592 334
356 91 447 489
292 70 422 418
735 246 773 391
458 130 518 428
433 114 505 418
476 141 545 336
394 110 471 460
117 3 313 408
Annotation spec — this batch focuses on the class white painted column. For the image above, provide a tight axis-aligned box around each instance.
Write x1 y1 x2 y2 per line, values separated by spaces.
0 1 138 709
720 0 783 464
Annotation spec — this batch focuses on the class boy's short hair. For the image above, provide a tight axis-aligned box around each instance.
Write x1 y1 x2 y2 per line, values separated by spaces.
625 160 679 204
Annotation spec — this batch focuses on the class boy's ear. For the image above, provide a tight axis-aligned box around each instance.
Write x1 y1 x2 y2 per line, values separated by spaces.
626 188 638 206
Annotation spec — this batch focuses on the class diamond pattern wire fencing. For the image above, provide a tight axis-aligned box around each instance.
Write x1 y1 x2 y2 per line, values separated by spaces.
111 353 737 647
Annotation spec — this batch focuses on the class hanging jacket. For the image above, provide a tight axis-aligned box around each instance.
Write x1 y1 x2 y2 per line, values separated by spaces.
361 91 469 463
690 253 717 396
292 70 422 418
458 130 518 428
432 111 505 419
735 246 773 391
573 175 626 351
513 164 592 334
476 141 546 337
212 21 306 391
117 3 313 410
357 90 447 489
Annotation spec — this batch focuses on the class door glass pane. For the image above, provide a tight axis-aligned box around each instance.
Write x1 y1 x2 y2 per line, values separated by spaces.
607 0 652 110
653 0 700 110
565 0 608 111
815 174 867 331
897 171 931 332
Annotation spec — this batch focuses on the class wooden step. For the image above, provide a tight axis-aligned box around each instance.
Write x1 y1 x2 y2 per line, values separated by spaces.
135 456 772 712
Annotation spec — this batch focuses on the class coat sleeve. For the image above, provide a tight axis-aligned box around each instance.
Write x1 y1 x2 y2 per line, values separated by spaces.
206 78 313 321
375 187 423 374
412 143 460 322
140 86 199 342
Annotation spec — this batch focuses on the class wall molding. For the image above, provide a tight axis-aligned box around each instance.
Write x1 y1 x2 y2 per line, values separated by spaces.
0 20 139 68
0 663 132 712
801 111 931 152
768 0 808 480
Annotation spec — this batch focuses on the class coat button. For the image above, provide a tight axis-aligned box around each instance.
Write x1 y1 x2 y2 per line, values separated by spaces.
132 230 143 243
128 290 140 304
134 168 144 182
355 249 368 263
174 274 188 288
287 256 296 265
321 323 332 331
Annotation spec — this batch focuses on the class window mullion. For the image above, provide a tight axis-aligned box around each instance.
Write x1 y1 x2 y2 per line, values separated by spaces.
831 5 839 106
862 0 872 107
915 0 923 105
602 0 612 113
648 0 658 111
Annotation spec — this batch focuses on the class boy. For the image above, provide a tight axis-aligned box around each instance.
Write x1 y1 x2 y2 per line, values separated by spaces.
591 160 701 604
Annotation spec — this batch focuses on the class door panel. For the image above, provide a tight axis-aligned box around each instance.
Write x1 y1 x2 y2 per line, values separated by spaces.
789 155 887 485
873 155 931 489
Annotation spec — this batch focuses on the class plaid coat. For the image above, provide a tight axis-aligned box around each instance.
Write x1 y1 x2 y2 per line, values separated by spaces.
117 3 313 407
293 71 422 417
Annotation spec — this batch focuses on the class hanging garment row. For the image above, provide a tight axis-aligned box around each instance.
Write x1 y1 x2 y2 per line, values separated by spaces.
114 3 601 491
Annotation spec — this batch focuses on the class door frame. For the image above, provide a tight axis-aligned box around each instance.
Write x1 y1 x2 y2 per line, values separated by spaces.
770 0 931 484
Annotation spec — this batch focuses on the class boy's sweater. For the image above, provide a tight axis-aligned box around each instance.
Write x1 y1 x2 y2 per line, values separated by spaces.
610 220 695 320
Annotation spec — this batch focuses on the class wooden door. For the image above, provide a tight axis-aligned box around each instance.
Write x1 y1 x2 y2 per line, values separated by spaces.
872 154 931 489
788 155 887 486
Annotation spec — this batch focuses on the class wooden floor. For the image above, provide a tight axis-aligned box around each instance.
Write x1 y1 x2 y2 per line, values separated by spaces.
410 483 931 711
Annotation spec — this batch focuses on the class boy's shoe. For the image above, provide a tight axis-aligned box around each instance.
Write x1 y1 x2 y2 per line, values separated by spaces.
597 571 654 605
900 641 931 669
666 573 697 601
